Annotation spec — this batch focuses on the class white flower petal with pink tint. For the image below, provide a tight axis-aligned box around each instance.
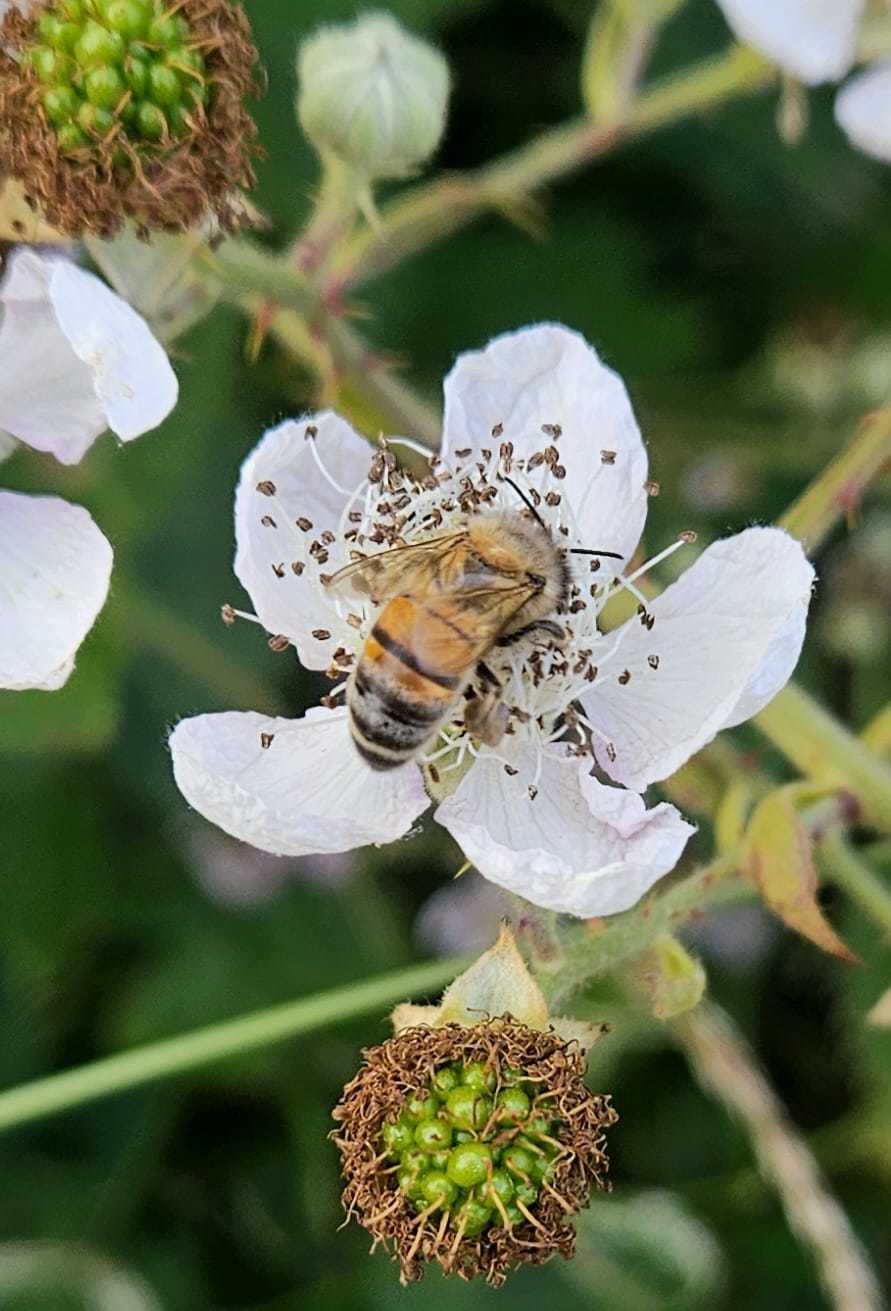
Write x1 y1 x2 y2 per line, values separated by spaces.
0 249 177 464
170 706 429 856
583 527 814 791
0 491 113 691
713 0 863 85
835 62 891 164
442 323 649 568
234 413 374 670
435 748 695 918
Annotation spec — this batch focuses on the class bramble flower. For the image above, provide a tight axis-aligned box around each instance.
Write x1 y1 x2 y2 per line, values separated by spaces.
0 245 176 688
169 323 814 918
713 0 891 164
331 925 616 1285
0 0 260 237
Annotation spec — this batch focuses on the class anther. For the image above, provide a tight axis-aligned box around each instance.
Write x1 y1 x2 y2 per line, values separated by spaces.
679 529 698 543
256 480 276 496
618 669 631 685
454 447 472 458
268 633 290 652
648 654 660 669
291 561 305 576
644 480 660 497
606 742 617 762
541 423 562 438
305 424 318 439
553 465 566 480
260 514 277 528
271 562 285 578
260 733 275 750
312 628 331 641
600 450 617 465
492 422 504 437
221 603 236 626
296 517 313 532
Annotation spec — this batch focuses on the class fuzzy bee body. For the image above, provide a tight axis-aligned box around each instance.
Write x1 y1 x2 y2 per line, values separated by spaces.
325 512 570 771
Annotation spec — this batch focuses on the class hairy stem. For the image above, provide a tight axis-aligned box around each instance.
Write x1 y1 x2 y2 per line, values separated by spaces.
0 956 465 1136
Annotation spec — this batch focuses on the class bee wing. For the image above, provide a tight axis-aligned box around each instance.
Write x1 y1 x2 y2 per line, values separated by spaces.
325 532 468 604
409 581 540 672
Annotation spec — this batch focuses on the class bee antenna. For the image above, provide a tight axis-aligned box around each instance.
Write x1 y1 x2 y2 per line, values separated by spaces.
569 547 624 560
502 476 546 529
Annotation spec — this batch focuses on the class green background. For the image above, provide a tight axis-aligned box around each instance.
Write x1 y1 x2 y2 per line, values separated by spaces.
1 0 891 1306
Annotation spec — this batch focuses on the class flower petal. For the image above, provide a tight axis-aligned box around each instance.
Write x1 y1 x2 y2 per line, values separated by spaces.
0 250 105 462
0 250 177 463
714 0 863 85
435 748 694 917
441 323 649 565
49 256 178 441
234 413 373 669
0 491 113 690
583 526 815 790
170 706 429 856
835 61 891 165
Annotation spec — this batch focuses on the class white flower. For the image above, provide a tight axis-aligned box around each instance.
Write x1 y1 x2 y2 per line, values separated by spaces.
835 61 891 163
170 323 814 919
713 0 864 86
0 248 178 465
0 490 112 690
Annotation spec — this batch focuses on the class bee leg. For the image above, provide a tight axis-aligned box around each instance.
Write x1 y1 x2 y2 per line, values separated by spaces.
464 662 509 747
496 619 567 649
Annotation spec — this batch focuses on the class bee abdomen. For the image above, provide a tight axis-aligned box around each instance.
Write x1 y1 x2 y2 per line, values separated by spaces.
348 666 450 771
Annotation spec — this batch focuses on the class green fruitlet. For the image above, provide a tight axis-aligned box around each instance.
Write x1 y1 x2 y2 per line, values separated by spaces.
380 1059 563 1239
24 0 208 161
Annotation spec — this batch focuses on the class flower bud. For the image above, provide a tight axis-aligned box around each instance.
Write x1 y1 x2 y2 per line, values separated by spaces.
331 926 617 1285
296 13 449 181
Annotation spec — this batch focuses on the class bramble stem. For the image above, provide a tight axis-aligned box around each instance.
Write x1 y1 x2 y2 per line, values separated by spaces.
819 830 891 941
0 956 465 1136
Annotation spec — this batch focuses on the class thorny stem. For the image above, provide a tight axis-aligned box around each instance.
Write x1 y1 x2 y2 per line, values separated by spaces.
330 44 773 291
674 1002 882 1311
0 956 466 1136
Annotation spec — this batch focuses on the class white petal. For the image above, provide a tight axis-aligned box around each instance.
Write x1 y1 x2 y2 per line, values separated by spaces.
0 250 105 462
234 413 373 669
49 257 178 441
835 62 891 164
583 526 815 790
441 323 649 565
0 250 177 463
714 0 863 85
435 748 694 918
0 491 113 690
170 706 429 856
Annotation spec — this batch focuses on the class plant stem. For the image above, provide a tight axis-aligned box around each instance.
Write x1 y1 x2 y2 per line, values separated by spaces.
755 683 891 833
333 44 773 290
674 1002 882 1311
778 404 891 552
0 956 465 1136
819 830 891 941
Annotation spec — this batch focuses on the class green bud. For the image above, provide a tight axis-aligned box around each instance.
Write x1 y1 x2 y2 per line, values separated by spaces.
135 99 166 140
42 85 80 125
77 101 114 135
50 21 82 53
147 13 188 48
31 45 69 84
57 121 89 151
104 0 152 39
296 12 450 181
148 62 181 106
124 53 149 96
75 22 126 66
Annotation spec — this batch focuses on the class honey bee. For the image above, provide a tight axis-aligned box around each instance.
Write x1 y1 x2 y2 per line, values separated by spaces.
325 495 622 771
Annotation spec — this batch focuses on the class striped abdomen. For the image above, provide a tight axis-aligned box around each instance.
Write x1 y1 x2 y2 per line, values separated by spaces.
348 595 477 770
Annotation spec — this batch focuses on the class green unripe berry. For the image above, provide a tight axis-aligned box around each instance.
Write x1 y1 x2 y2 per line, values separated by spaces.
124 53 149 96
420 1171 458 1211
57 122 89 151
414 1119 452 1154
397 1167 426 1201
454 1130 473 1144
485 1168 514 1205
501 1202 524 1227
513 1179 538 1206
501 1066 524 1086
31 45 69 84
526 1115 553 1138
166 103 191 136
456 1198 491 1237
105 0 152 39
148 62 180 107
59 0 85 19
382 1118 415 1156
530 1153 555 1184
446 1141 491 1189
119 97 139 127
147 13 188 47
503 1146 536 1181
49 21 83 53
431 1066 459 1098
496 1086 530 1123
75 23 126 67
77 101 114 135
85 65 125 108
461 1062 496 1093
42 85 80 125
135 99 167 140
431 1151 450 1172
171 45 205 79
37 12 61 43
445 1085 491 1131
400 1148 428 1177
406 1091 437 1121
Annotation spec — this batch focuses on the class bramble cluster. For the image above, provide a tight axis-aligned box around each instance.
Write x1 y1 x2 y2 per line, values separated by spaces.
26 0 207 158
382 1060 561 1236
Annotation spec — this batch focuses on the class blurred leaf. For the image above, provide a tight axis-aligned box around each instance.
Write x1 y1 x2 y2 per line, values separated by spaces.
0 1242 161 1311
868 988 891 1028
742 786 859 962
560 1190 725 1310
635 934 707 1020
